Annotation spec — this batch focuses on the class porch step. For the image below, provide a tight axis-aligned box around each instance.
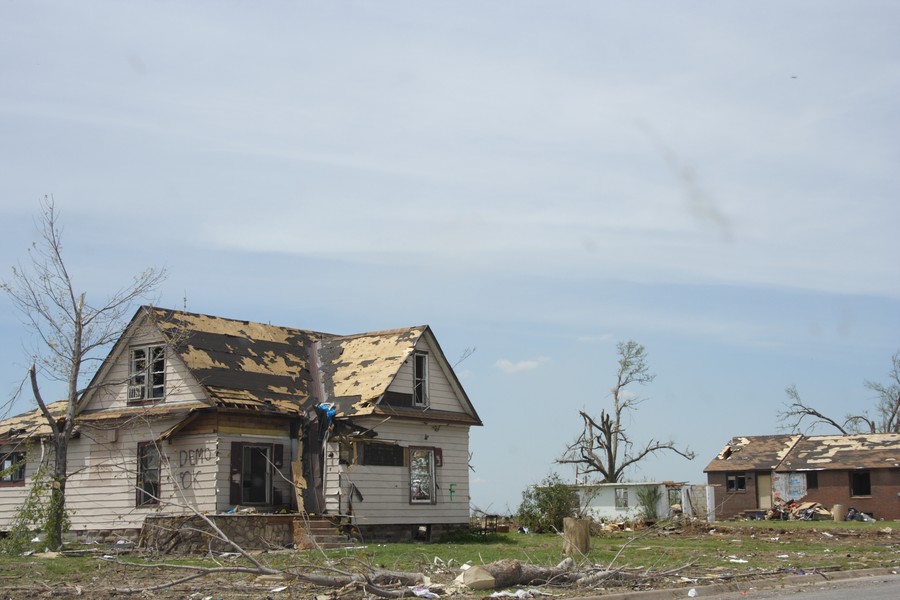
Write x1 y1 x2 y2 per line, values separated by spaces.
293 516 359 550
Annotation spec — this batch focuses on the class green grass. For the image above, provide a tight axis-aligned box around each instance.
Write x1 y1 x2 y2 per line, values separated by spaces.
1 522 898 594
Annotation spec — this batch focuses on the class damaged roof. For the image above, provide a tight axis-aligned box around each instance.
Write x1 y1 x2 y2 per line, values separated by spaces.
0 400 67 444
136 307 462 420
705 435 801 472
705 433 900 472
779 434 900 471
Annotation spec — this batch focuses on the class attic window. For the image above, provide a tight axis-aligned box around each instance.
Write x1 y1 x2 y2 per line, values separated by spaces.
413 352 429 407
128 345 166 402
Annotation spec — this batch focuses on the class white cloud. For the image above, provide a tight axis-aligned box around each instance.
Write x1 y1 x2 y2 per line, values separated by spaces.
494 357 550 374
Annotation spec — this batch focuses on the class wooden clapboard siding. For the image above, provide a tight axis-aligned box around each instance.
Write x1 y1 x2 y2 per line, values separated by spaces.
85 325 208 412
332 419 471 525
385 336 468 415
323 442 342 514
63 417 219 532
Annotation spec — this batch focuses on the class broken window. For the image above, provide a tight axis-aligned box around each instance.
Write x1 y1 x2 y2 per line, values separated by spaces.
726 473 746 492
413 352 429 407
128 345 166 402
136 442 160 506
850 470 871 497
615 487 628 508
1 451 25 483
409 447 436 504
359 442 404 467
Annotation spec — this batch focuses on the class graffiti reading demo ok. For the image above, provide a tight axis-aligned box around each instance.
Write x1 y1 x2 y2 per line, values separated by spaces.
175 446 217 490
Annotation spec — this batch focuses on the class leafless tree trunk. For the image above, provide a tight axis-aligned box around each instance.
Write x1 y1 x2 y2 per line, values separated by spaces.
557 340 694 482
2 197 165 549
778 353 900 434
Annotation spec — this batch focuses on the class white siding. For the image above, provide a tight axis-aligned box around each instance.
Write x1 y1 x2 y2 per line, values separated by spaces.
386 336 470 415
0 443 44 530
64 418 218 532
84 325 208 413
327 418 471 526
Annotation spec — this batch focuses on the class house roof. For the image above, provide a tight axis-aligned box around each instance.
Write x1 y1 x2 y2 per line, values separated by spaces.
705 433 900 472
704 435 802 472
0 400 67 445
778 434 900 471
125 307 480 424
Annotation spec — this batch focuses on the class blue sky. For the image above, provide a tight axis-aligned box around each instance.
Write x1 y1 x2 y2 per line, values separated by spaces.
2 1 898 513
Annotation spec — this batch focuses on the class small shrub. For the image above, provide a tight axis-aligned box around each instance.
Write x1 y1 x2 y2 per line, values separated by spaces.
516 473 579 533
636 485 662 521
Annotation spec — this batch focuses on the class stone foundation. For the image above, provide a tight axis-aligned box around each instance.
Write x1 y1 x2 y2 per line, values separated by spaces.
140 514 296 553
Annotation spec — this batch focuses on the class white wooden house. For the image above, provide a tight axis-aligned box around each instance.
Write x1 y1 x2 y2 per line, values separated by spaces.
0 307 481 544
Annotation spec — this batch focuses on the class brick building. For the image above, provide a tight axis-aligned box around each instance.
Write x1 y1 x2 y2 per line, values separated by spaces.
705 433 900 520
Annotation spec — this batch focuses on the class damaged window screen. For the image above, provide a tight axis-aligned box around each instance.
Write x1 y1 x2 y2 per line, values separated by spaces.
360 442 404 467
726 473 746 492
615 487 628 508
409 447 435 504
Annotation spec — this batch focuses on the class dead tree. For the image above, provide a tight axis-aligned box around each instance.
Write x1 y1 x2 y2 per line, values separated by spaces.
779 352 900 434
1 197 165 549
557 340 694 482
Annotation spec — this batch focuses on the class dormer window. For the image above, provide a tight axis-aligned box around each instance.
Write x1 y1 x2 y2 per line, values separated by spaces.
129 345 166 402
413 352 429 407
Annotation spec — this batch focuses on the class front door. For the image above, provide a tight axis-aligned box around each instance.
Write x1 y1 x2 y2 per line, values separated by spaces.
756 473 772 510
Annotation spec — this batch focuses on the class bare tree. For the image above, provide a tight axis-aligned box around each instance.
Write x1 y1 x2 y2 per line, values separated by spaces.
1 197 165 549
557 340 694 483
779 351 900 434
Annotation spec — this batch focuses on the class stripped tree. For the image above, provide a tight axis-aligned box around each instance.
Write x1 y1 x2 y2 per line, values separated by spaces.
1 197 165 549
557 340 695 482
779 351 900 434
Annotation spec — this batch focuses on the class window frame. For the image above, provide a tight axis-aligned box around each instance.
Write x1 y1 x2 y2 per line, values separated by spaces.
413 352 429 407
128 344 166 403
850 470 872 497
614 487 629 509
409 446 437 505
1 451 26 485
229 441 285 507
136 442 161 507
805 471 819 490
726 473 747 492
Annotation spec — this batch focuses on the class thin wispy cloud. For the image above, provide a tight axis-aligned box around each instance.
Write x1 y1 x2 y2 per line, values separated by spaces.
494 357 550 374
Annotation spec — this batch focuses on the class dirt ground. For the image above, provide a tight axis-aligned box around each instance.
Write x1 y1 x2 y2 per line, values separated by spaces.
1 524 897 599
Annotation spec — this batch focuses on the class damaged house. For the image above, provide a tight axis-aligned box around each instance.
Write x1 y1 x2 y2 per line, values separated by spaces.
0 307 481 545
705 433 900 520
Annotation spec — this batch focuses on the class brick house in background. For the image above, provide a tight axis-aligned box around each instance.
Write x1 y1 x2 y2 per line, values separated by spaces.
705 433 900 520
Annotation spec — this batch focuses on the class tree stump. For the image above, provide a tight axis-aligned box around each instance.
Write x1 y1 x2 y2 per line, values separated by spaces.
562 517 591 556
